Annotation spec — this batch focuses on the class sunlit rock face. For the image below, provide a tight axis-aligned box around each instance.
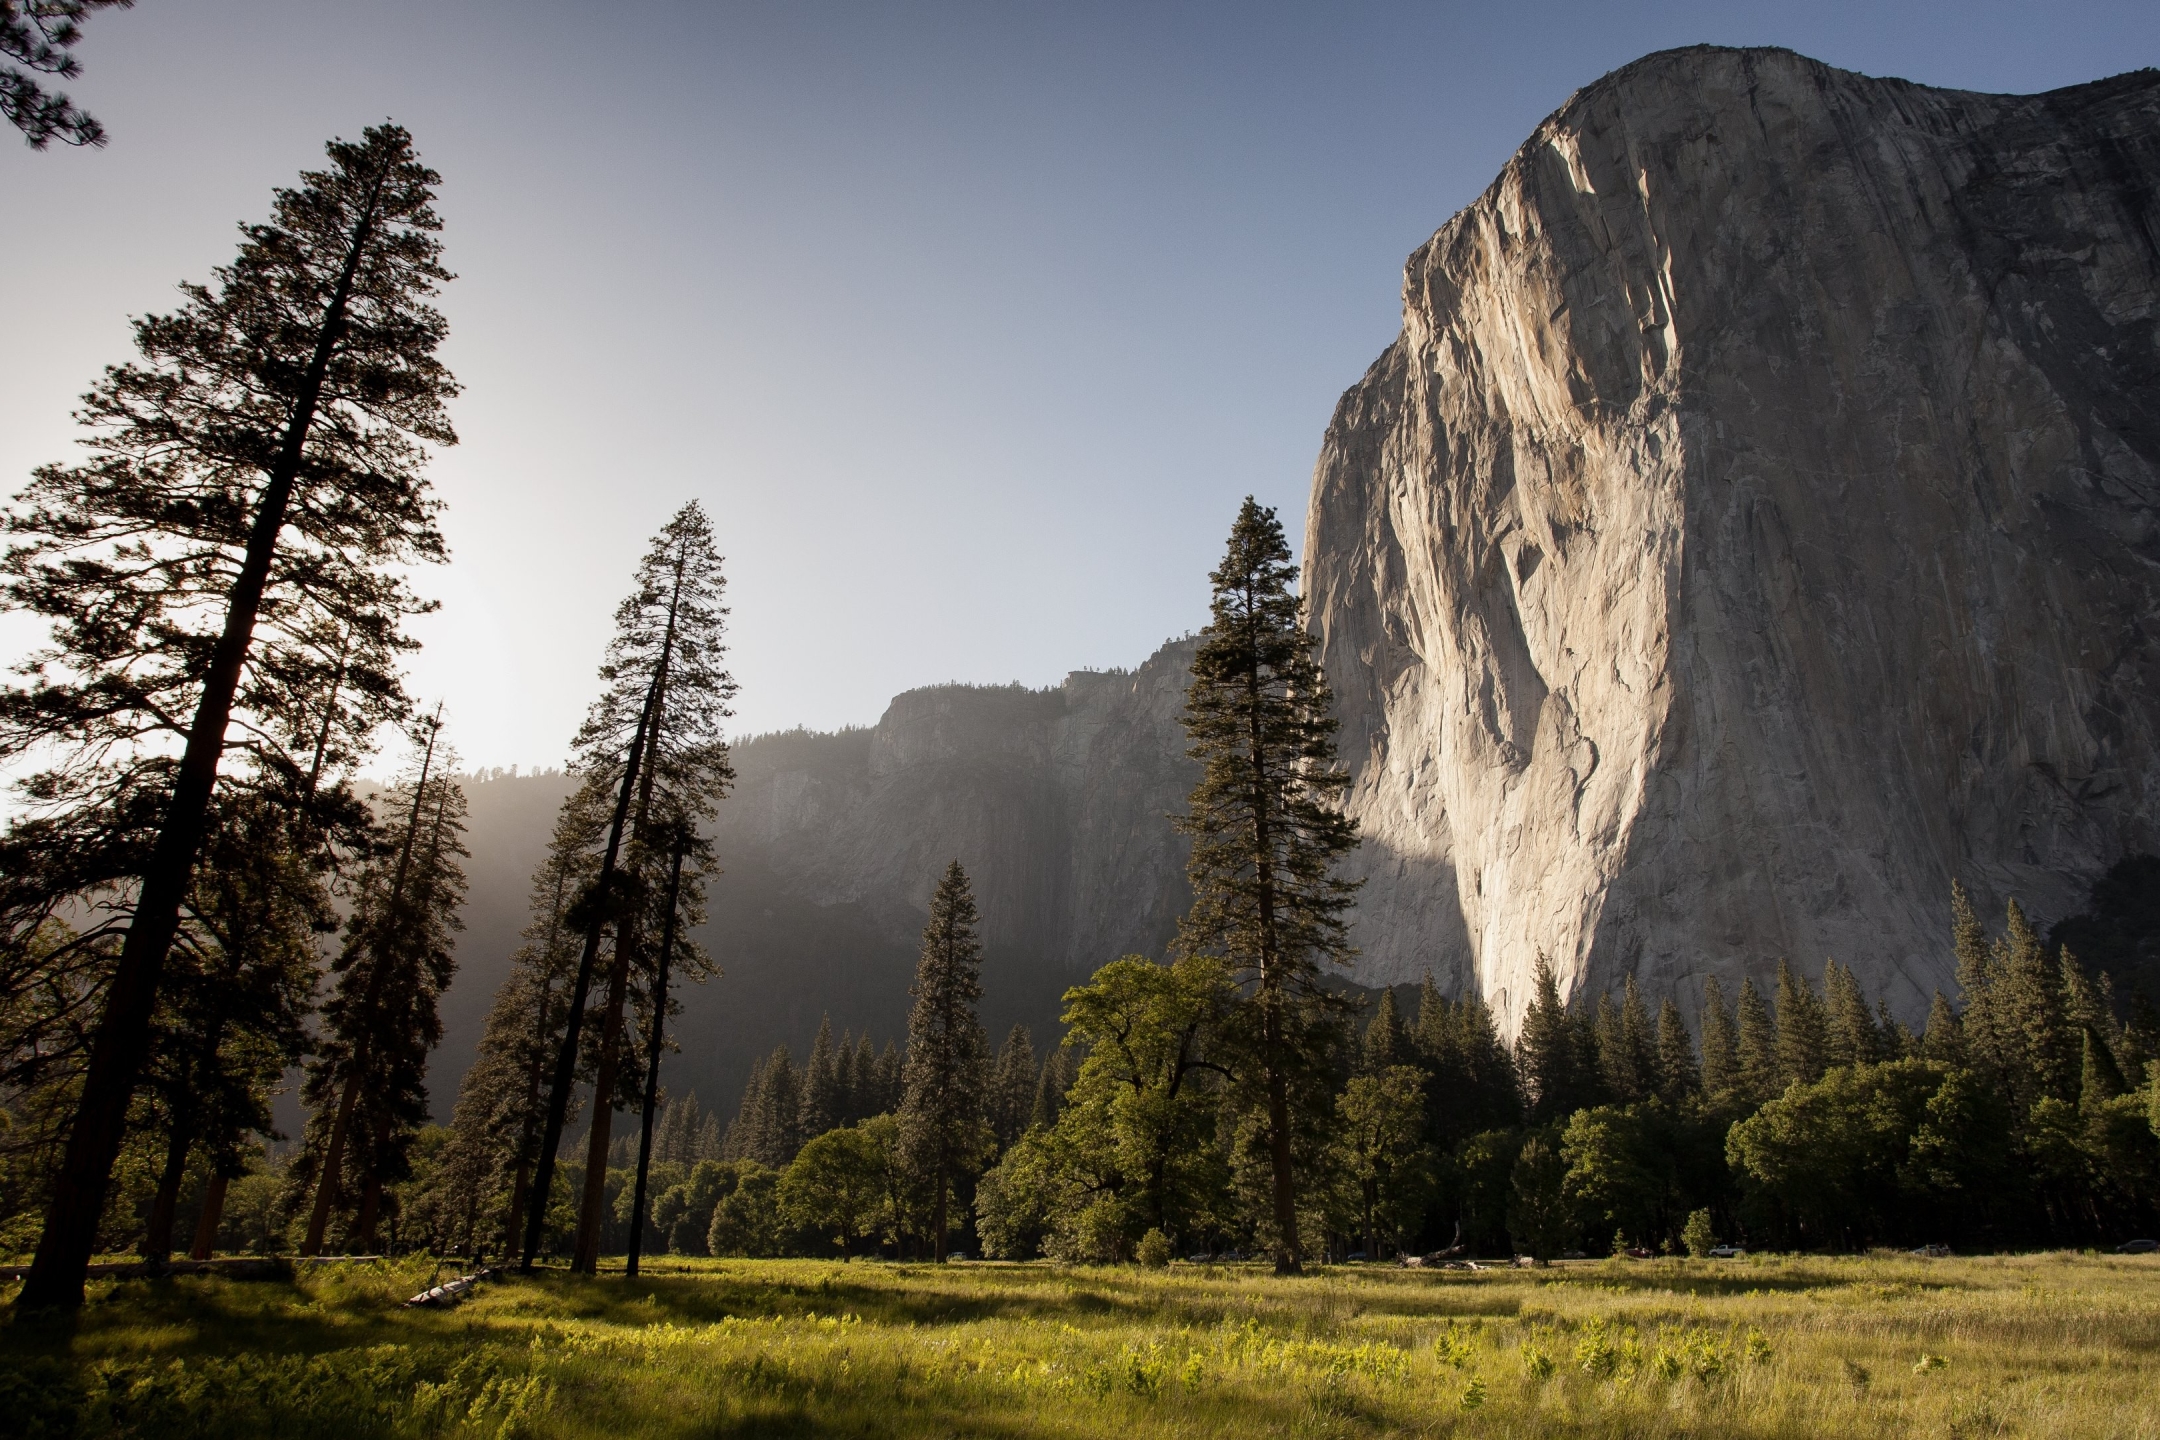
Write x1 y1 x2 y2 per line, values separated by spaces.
1304 46 2160 1028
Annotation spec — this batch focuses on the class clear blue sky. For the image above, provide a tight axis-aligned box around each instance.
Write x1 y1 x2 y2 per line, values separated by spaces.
4 1 2155 769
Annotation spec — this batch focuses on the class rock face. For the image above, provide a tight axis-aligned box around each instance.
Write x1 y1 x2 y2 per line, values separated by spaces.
428 643 1200 1119
1305 47 2160 1026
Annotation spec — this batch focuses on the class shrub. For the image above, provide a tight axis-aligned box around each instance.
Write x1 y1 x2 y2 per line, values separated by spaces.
1682 1208 1715 1257
1135 1228 1172 1268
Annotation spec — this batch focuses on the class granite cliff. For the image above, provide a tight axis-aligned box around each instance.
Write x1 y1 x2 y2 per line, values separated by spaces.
431 643 1199 1118
1305 46 2160 1026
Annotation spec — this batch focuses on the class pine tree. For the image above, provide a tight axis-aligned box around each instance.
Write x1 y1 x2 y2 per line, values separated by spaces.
1413 978 1519 1144
1735 979 1780 1105
1362 989 1412 1074
2 0 131 147
986 1024 1037 1148
1031 1043 1078 1130
6 124 455 1309
849 1035 880 1122
1698 977 1740 1105
1920 992 1965 1066
138 796 323 1262
899 862 990 1261
874 1041 904 1117
1173 499 1360 1274
1517 954 1584 1124
1997 900 2078 1108
1773 960 1829 1090
1653 998 1700 1104
299 722 467 1253
524 502 734 1275
451 802 591 1258
1593 979 1654 1102
800 1016 844 1139
1823 960 1884 1068
1951 881 2005 1079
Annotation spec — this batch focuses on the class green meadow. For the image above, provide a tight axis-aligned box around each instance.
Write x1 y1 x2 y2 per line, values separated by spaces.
6 1252 2158 1438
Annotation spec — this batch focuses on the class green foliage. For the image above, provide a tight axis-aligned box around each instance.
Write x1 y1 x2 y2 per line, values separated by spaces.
1134 1227 1172 1267
781 1126 888 1257
898 861 991 1261
1682 1207 1715 1257
1175 498 1360 1272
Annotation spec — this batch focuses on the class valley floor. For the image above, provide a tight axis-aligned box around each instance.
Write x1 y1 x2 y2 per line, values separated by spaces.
4 1251 2156 1438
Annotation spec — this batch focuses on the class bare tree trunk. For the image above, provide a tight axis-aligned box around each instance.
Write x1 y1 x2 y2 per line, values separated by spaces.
142 1124 192 1264
189 1174 228 1260
571 942 632 1273
626 842 687 1279
18 187 387 1313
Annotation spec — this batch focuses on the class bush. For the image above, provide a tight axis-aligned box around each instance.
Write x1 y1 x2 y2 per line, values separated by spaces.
1682 1208 1714 1258
1135 1228 1172 1268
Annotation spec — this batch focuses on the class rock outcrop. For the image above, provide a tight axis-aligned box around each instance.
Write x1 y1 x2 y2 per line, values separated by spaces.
1305 46 2160 1026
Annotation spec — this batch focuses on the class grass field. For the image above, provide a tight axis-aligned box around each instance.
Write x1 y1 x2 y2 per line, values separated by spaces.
4 1251 2158 1438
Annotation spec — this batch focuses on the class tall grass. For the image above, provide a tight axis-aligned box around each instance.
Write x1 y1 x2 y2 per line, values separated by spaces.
6 1251 2158 1437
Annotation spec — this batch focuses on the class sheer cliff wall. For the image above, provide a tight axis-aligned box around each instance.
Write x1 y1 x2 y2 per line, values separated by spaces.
1304 46 2160 1026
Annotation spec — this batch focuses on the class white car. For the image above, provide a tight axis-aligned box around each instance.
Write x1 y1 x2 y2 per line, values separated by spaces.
1707 1245 1745 1259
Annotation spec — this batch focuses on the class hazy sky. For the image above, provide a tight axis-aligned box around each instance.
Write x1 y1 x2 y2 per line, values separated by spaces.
5 1 2155 771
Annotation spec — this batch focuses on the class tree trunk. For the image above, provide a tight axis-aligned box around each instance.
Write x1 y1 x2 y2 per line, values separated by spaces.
626 844 686 1280
304 1066 366 1253
505 1159 532 1259
933 1172 949 1263
521 665 667 1272
142 1123 192 1265
17 189 387 1313
572 937 633 1273
356 1172 383 1254
189 1174 228 1260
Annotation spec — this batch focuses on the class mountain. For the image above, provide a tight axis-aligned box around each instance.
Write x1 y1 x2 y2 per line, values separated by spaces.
1304 46 2160 1027
431 641 1199 1119
429 46 2160 1115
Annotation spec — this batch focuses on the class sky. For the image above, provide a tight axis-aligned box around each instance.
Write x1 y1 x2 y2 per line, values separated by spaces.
4 0 2156 773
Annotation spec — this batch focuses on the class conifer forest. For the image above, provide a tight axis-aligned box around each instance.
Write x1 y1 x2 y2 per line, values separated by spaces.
5 7 2160 1438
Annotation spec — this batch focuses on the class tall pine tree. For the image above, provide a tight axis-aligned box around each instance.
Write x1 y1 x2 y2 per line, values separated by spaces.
5 125 455 1308
298 719 467 1253
899 862 990 1262
1173 498 1360 1274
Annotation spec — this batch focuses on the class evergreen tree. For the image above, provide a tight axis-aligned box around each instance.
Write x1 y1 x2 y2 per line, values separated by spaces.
1173 498 1360 1274
986 1024 1037 1148
1517 955 1585 1124
873 1041 904 1117
898 862 990 1261
1823 960 1884 1068
1735 979 1780 1106
451 803 589 1258
521 502 733 1274
1698 977 1741 1106
2 0 130 147
1773 960 1829 1090
849 1034 881 1123
1414 980 1519 1145
1652 998 1700 1104
6 124 455 1309
800 1016 843 1139
1031 1043 1079 1130
1996 900 2079 1108
1920 991 1965 1066
299 721 468 1252
138 795 324 1262
1951 881 2006 1079
1362 988 1412 1074
1593 978 1654 1102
